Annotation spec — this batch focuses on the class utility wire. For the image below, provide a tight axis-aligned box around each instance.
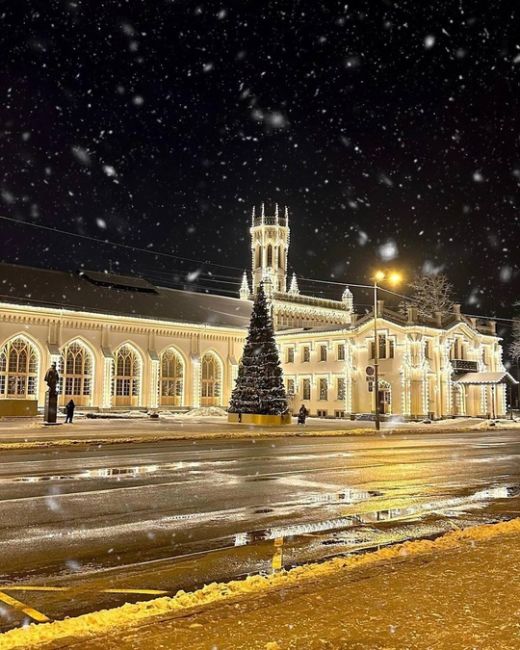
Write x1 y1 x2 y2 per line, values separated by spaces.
0 215 244 272
1 215 515 324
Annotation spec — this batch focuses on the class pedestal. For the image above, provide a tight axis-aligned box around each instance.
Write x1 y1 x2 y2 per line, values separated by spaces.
44 391 58 424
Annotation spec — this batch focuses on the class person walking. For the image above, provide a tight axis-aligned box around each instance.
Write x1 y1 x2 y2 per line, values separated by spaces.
297 404 308 426
65 399 75 423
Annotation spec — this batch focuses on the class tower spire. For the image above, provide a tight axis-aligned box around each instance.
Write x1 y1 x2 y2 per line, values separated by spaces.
342 285 353 312
249 201 290 295
288 272 299 295
239 271 251 300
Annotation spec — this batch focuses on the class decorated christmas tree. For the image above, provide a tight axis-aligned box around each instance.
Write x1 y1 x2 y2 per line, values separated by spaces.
228 282 288 415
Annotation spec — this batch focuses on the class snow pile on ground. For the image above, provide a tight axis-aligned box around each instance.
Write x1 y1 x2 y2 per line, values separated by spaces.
1 517 519 650
183 406 227 417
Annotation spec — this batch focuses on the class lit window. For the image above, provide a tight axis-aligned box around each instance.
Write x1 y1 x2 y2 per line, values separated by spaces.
201 353 221 405
337 377 345 400
59 341 94 404
0 337 39 399
160 349 184 406
319 378 328 400
113 345 141 404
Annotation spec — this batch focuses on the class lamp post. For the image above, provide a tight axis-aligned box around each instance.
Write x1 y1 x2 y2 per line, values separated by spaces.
372 270 402 431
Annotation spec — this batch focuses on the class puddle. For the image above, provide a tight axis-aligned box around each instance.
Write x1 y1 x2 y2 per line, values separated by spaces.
8 462 203 483
233 484 520 549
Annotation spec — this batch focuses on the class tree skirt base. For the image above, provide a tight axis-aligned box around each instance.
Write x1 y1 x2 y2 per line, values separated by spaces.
228 413 291 426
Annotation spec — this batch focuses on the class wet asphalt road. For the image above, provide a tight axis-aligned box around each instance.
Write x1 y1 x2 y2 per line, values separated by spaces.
0 430 519 629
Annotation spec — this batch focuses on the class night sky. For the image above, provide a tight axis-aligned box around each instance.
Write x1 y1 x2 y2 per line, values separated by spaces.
1 1 519 331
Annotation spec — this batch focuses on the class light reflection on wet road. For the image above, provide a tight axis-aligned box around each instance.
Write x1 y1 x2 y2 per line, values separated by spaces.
0 430 519 628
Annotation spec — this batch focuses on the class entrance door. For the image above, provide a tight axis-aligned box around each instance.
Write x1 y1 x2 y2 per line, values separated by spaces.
378 389 391 415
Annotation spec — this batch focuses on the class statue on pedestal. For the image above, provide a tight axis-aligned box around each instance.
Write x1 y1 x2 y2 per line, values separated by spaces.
44 362 60 424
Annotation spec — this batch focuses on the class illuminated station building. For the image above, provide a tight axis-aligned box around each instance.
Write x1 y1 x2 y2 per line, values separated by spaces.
0 204 513 419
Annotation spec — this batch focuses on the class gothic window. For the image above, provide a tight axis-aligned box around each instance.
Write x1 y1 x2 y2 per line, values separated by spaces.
0 337 39 399
60 341 93 405
113 345 141 405
201 352 221 405
160 349 184 405
319 378 328 401
302 378 311 400
267 245 273 267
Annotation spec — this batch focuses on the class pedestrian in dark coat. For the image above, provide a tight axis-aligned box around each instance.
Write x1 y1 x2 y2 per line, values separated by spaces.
65 399 75 423
297 404 308 426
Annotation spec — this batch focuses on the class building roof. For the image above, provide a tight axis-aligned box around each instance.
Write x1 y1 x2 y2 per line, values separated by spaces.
0 262 252 329
454 371 518 385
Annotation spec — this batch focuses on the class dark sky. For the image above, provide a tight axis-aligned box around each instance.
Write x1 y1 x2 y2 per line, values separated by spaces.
1 1 519 329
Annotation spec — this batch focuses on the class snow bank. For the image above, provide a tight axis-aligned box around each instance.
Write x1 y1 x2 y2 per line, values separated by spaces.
1 517 519 650
182 406 228 417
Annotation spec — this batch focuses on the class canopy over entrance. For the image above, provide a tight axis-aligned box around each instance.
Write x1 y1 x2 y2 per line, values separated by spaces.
454 371 518 386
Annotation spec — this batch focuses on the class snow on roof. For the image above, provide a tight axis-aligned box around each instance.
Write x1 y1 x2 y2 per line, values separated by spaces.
455 371 518 385
0 262 252 329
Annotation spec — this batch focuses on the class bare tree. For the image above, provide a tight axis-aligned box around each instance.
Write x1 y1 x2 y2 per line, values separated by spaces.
510 318 520 363
401 273 454 319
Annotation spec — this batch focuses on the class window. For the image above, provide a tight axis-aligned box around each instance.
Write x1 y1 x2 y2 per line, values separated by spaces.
287 378 295 394
286 347 294 363
334 410 345 419
302 346 310 362
378 334 387 359
317 409 327 417
337 344 345 361
337 377 346 400
201 353 221 405
370 335 394 360
0 337 39 399
425 340 431 360
320 345 327 361
302 378 311 400
113 345 140 405
319 378 328 401
60 341 93 405
267 244 273 267
160 349 184 406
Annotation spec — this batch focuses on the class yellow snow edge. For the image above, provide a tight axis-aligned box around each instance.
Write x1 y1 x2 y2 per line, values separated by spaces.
1 517 520 650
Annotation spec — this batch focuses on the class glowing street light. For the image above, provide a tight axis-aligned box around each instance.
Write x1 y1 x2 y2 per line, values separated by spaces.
372 270 402 431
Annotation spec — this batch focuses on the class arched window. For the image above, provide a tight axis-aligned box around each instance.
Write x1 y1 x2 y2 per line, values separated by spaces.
59 341 94 406
0 337 39 399
267 244 273 267
113 345 141 407
160 348 184 406
201 352 221 406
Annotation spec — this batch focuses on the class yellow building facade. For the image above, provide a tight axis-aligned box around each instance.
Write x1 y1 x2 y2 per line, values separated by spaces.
0 205 511 419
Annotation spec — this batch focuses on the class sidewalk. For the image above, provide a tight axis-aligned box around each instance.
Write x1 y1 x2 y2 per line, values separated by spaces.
2 519 519 649
0 415 516 449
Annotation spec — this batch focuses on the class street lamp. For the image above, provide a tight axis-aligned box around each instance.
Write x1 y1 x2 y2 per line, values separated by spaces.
373 270 402 431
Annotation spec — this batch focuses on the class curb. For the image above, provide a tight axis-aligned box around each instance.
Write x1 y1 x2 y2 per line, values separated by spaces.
1 518 519 650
